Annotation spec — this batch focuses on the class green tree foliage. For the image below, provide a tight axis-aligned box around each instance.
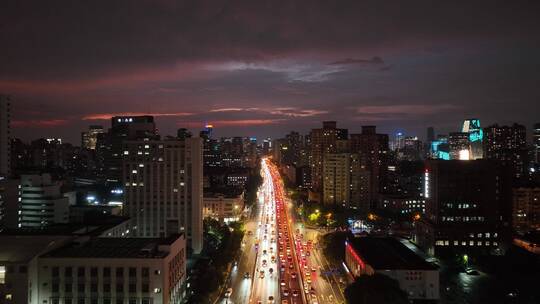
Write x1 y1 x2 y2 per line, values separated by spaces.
344 273 408 304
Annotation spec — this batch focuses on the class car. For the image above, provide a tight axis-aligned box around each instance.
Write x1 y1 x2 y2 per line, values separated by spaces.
281 300 289 304
282 289 289 296
292 290 299 297
225 288 233 298
260 270 265 278
291 272 297 279
311 267 317 272
289 263 294 269
268 296 275 304
262 260 267 266
280 279 286 286
306 278 311 284
244 272 250 279
280 266 285 272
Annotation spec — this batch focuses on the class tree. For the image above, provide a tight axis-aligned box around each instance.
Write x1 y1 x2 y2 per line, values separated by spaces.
344 273 408 304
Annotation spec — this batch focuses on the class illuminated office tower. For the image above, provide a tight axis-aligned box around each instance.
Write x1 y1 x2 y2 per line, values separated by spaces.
462 118 484 159
449 132 470 160
0 95 11 178
81 125 104 150
122 137 203 253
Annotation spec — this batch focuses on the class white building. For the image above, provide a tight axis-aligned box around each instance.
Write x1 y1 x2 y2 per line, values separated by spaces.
122 138 203 254
37 235 187 304
19 174 70 228
203 191 244 223
0 95 11 178
0 235 74 303
344 237 439 300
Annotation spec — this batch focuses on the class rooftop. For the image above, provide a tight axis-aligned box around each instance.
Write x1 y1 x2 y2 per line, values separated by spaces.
0 235 73 262
348 237 438 270
41 235 182 259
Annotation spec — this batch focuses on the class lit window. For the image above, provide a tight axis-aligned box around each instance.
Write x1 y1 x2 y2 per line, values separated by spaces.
132 170 137 174
123 151 129 155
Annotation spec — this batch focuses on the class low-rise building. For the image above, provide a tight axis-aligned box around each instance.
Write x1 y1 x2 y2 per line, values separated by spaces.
37 234 187 304
203 190 244 223
0 235 74 303
344 237 439 300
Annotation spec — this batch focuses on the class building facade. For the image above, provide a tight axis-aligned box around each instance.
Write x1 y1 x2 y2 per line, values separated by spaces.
82 126 105 150
203 191 244 223
416 160 513 255
37 235 186 304
122 138 203 254
323 153 350 206
344 237 439 300
18 174 70 229
512 187 540 233
483 123 528 179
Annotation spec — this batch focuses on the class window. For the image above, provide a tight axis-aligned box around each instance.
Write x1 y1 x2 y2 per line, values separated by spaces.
103 299 111 304
52 283 59 293
116 283 124 293
90 267 98 277
78 284 85 293
142 299 150 304
52 267 59 277
78 298 85 304
103 267 111 277
90 299 98 304
129 299 137 304
141 268 149 278
116 299 124 304
142 283 149 293
19 266 27 273
116 268 124 278
52 298 60 304
129 283 136 293
103 283 111 293
78 267 85 278
65 283 72 292
91 283 97 293
65 267 72 277
65 299 72 304
129 267 136 278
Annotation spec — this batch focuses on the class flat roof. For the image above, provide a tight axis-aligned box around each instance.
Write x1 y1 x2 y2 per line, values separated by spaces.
348 237 438 270
41 235 182 259
0 235 73 263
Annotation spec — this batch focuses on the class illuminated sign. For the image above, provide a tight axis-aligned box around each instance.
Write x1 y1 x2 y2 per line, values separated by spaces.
463 119 483 142
438 151 450 160
459 149 470 160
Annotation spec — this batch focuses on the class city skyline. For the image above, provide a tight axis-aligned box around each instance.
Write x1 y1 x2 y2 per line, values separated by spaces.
2 1 540 143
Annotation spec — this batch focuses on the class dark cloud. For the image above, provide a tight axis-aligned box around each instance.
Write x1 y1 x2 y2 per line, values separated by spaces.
1 0 540 142
329 57 384 65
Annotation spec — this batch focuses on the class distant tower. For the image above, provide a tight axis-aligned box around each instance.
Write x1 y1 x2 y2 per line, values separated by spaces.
427 127 435 143
0 95 11 178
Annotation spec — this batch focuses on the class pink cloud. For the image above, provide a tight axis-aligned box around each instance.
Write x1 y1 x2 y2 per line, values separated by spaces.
356 104 459 115
12 119 69 127
82 112 193 120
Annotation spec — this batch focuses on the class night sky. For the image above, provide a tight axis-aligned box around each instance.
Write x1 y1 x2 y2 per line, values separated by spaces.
2 0 540 143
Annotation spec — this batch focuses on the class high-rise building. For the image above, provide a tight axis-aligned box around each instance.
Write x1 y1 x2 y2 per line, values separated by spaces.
392 132 405 151
96 116 157 182
483 123 528 179
18 174 70 228
0 95 11 178
462 118 484 159
349 153 371 212
448 132 469 160
512 186 540 233
323 153 350 206
416 160 513 255
427 127 435 143
534 123 540 164
81 125 105 150
177 128 192 140
310 121 348 194
350 126 389 206
122 137 203 253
